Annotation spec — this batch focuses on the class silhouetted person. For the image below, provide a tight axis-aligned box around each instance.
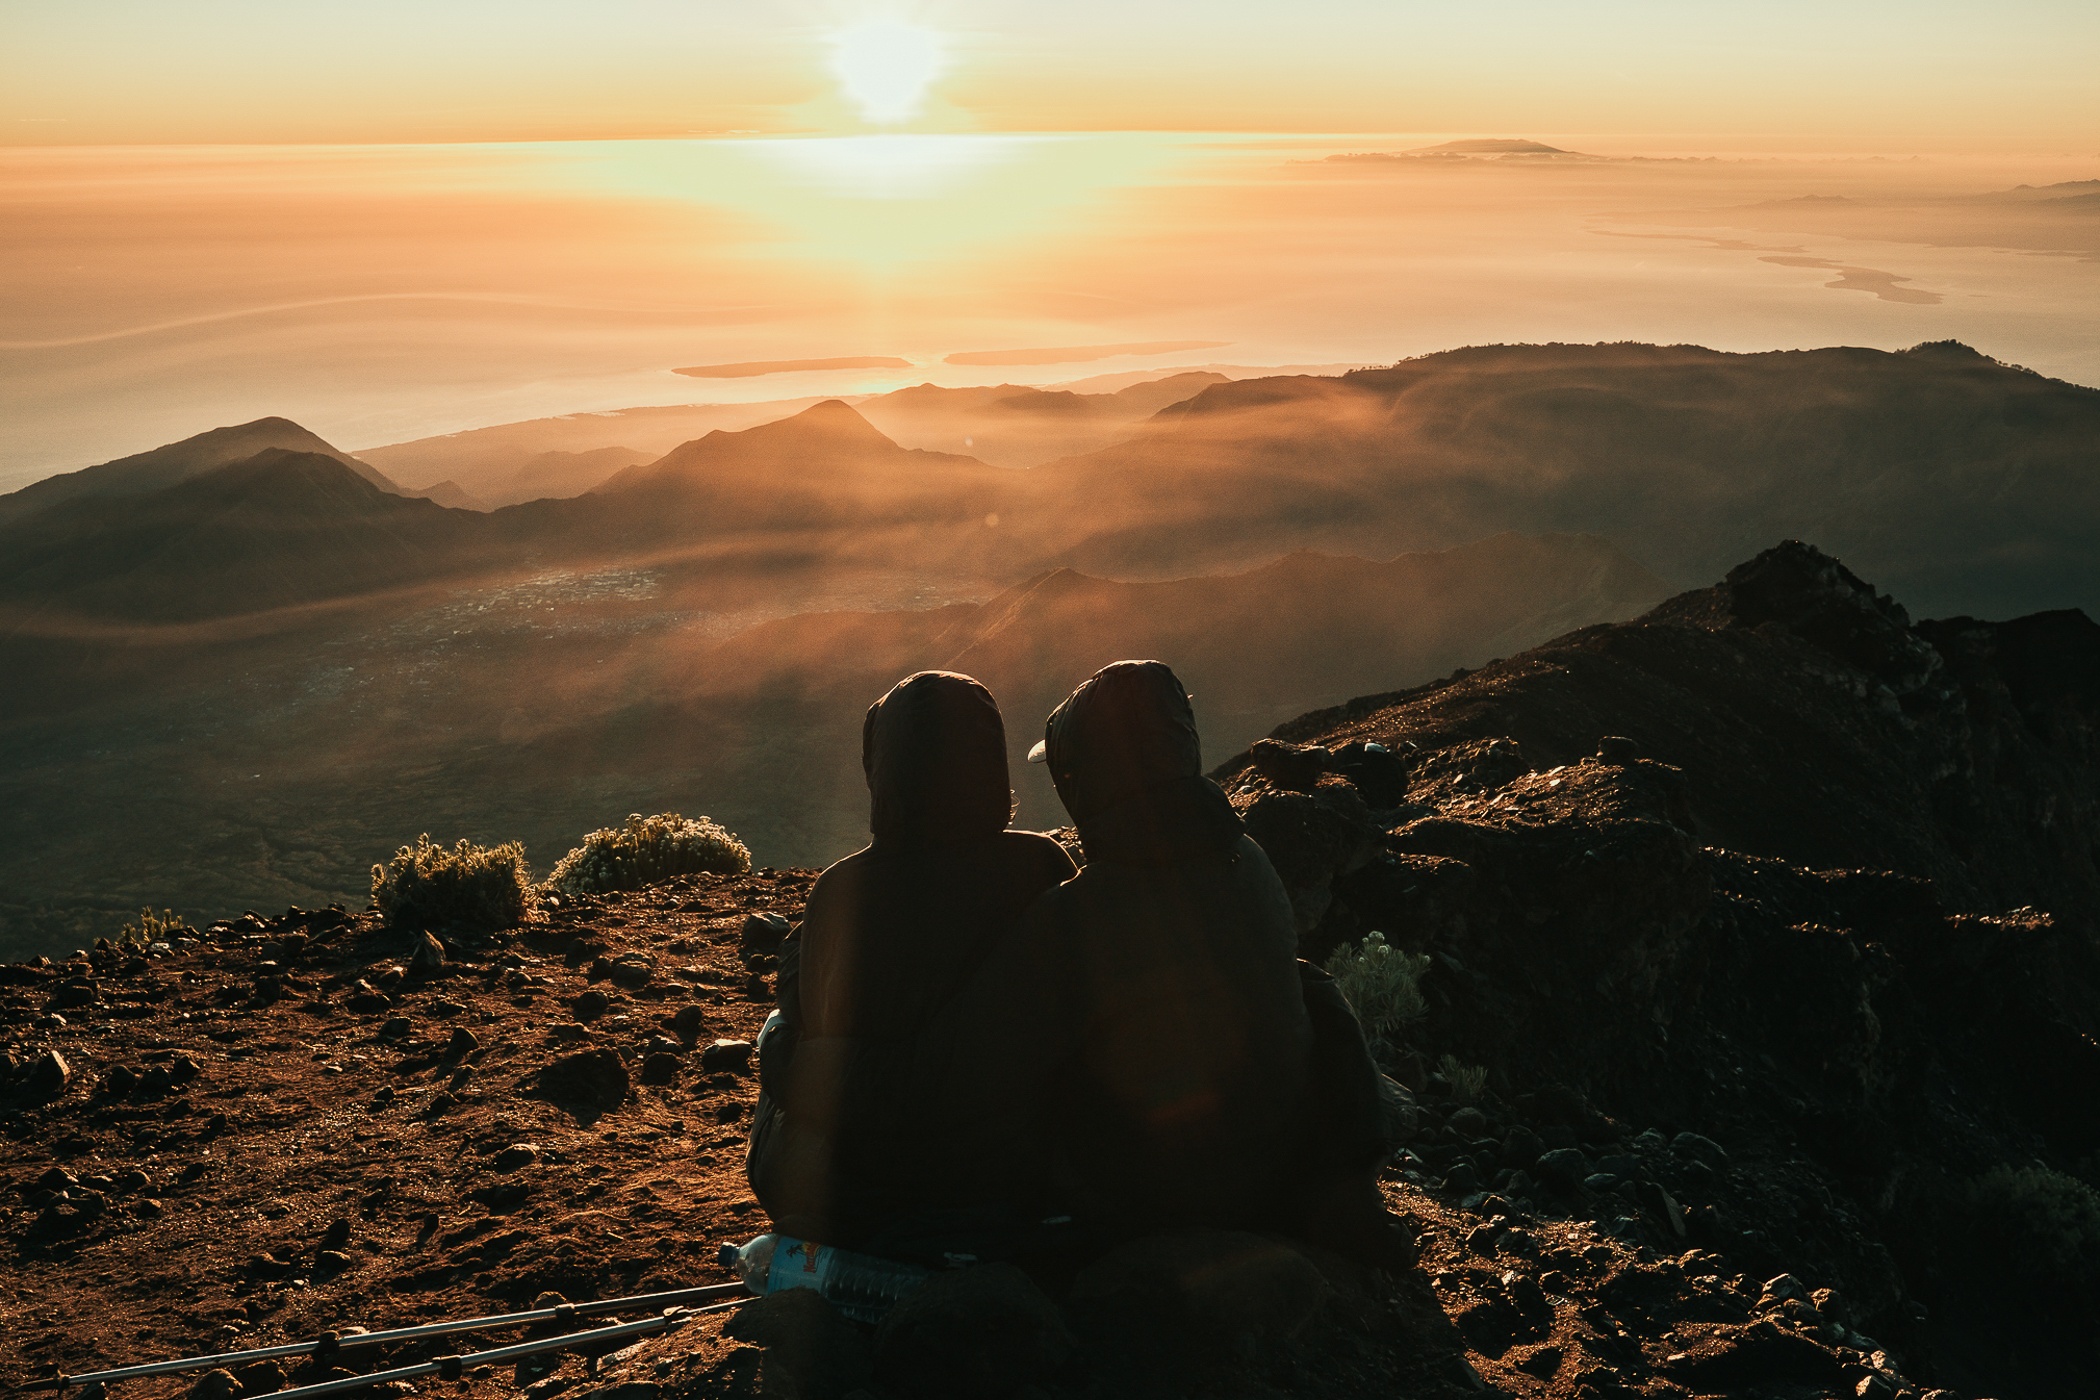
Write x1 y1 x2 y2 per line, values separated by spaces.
746 671 1075 1257
933 660 1323 1237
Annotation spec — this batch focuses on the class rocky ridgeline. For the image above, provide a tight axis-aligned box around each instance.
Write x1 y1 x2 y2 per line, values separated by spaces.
3 541 2096 1400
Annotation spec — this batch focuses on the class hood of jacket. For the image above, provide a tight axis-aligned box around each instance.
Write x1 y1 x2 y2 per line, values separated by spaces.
1040 660 1243 864
864 671 1014 846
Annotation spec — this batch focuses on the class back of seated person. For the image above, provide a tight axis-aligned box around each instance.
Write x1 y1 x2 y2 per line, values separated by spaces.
747 671 1074 1258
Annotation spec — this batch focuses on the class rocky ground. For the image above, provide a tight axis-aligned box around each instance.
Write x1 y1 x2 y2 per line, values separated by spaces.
5 541 2096 1400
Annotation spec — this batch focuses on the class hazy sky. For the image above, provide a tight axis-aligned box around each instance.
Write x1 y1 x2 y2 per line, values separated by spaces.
4 1 2097 148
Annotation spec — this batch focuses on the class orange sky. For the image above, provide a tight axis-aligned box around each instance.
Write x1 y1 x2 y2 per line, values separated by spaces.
3 2 2098 149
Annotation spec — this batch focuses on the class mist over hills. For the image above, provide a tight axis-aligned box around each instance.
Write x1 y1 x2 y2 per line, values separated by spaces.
1012 341 2100 616
4 339 2099 953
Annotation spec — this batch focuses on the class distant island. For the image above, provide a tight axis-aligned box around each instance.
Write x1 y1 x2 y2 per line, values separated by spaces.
1328 138 1594 164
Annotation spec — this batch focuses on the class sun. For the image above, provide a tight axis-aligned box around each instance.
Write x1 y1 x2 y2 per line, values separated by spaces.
828 21 945 126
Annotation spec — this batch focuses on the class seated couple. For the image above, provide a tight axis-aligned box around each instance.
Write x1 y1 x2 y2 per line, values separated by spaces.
745 661 1399 1268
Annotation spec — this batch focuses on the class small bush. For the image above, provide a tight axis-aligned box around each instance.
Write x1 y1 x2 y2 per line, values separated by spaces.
1439 1054 1490 1103
116 907 195 948
1324 930 1430 1062
372 834 533 933
1964 1164 2100 1278
544 812 751 897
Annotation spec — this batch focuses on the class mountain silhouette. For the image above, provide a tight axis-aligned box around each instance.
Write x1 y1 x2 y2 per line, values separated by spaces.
0 449 470 623
0 417 398 528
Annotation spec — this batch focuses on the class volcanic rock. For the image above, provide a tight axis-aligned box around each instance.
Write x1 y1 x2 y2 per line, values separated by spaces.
540 1048 628 1111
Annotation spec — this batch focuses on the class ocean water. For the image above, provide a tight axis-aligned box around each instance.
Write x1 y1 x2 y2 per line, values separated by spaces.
3 133 2097 487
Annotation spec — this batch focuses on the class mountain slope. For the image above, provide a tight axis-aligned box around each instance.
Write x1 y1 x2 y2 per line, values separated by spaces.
0 450 475 623
857 371 1226 466
1016 342 2100 616
0 418 399 528
1208 539 2100 1397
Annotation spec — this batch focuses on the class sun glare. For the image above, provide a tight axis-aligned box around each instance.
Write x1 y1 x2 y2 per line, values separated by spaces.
828 22 944 125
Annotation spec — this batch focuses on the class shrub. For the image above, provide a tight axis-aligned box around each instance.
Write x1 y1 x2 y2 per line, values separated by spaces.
1324 930 1430 1062
116 907 195 948
1964 1164 2100 1278
372 834 533 933
544 812 751 897
1439 1054 1491 1103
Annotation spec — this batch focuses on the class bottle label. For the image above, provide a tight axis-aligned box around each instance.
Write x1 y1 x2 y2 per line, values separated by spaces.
767 1236 827 1294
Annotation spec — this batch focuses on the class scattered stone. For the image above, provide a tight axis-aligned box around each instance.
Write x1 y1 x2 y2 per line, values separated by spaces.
25 1049 71 1100
701 1039 753 1073
1449 1106 1490 1137
641 1052 680 1086
37 1166 79 1193
1596 735 1641 765
443 1027 480 1059
1534 1148 1592 1188
738 911 792 963
190 1370 240 1400
408 931 446 978
573 989 612 1021
1249 738 1331 792
493 1143 540 1172
1673 1132 1731 1170
103 1064 139 1097
231 1362 284 1394
377 1016 413 1043
671 1005 707 1042
876 1263 1073 1400
540 1048 629 1111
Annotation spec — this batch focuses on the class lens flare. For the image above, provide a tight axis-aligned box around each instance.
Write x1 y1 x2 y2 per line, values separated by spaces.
828 22 943 125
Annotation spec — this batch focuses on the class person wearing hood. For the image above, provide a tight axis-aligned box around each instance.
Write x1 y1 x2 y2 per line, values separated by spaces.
927 660 1319 1235
746 671 1075 1257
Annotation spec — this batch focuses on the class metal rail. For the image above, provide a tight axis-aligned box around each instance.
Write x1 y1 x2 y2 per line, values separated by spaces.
55 1283 751 1390
263 1306 738 1400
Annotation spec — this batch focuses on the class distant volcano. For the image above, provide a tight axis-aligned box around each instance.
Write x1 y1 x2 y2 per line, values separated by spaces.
1409 138 1569 155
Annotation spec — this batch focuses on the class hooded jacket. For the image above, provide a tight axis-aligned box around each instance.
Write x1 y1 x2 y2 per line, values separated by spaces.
932 661 1314 1233
747 671 1074 1252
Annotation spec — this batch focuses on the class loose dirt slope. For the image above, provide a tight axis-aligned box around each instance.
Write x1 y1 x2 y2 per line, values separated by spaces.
6 541 2096 1400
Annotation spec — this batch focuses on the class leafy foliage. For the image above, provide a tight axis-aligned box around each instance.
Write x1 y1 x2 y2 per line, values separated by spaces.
544 812 751 897
1323 929 1429 1062
115 907 195 949
371 834 533 933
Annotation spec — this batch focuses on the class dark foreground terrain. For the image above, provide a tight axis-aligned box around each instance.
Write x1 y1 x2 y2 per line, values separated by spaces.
4 542 2097 1399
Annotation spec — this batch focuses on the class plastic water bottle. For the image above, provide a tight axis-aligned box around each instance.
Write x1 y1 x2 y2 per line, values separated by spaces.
719 1233 931 1323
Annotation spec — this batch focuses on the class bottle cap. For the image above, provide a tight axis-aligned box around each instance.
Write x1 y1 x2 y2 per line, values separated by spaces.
717 1243 737 1268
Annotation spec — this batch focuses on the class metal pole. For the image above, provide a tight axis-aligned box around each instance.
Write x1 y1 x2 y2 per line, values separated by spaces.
262 1307 737 1400
56 1283 751 1389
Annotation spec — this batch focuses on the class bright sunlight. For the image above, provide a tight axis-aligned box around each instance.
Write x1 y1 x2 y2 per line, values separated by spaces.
828 21 944 125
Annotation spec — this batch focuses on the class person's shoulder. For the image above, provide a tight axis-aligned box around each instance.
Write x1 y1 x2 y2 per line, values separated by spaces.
804 844 875 907
999 828 1077 861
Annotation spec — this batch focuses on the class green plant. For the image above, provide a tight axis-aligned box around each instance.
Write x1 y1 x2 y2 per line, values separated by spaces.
1324 930 1430 1062
1439 1053 1490 1103
544 812 751 897
1964 1164 2100 1277
116 907 195 948
372 834 533 933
